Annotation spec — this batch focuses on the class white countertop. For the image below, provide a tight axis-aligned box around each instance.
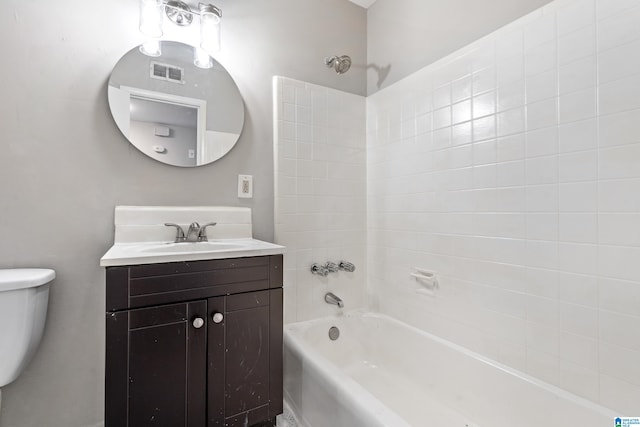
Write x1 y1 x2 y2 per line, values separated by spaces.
100 238 286 267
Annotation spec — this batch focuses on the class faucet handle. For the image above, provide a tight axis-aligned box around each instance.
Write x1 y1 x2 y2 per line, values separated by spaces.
324 262 339 273
310 263 329 277
339 261 356 272
164 223 186 242
198 222 217 242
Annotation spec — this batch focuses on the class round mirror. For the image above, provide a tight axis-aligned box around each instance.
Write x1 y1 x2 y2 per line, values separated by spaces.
108 41 244 167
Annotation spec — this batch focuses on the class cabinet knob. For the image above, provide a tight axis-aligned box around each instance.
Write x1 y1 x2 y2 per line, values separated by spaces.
192 317 205 329
212 312 224 324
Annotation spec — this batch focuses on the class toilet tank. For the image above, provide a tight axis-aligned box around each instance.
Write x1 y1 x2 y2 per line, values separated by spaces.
0 269 54 387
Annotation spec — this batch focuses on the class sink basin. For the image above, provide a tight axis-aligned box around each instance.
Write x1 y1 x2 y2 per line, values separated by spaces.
137 242 244 254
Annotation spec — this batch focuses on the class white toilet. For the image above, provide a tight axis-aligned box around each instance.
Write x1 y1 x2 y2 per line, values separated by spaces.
0 269 54 397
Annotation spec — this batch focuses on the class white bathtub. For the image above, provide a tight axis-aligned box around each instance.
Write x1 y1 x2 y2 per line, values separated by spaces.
284 311 616 427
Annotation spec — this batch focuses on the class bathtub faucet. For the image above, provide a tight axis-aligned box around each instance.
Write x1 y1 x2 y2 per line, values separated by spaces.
325 292 344 308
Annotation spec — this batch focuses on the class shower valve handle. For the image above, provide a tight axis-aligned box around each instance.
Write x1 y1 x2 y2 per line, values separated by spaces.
339 261 356 272
324 262 339 273
311 263 329 277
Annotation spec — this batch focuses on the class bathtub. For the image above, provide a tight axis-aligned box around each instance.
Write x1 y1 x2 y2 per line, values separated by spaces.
283 311 616 427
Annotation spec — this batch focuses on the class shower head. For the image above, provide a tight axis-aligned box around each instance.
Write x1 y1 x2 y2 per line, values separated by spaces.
325 55 352 74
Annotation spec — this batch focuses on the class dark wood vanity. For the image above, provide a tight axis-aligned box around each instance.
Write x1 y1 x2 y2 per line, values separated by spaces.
104 255 283 427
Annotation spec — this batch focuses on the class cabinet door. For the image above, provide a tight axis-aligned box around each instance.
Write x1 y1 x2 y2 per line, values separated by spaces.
208 289 283 427
106 301 207 427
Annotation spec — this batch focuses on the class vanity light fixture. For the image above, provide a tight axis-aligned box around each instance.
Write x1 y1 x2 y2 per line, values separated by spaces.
138 0 222 66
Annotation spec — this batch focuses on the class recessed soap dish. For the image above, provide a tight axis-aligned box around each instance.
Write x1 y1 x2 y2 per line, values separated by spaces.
411 267 439 296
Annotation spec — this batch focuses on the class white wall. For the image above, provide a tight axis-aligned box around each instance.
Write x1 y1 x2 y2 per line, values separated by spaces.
0 0 365 426
274 77 367 323
367 0 640 414
367 0 554 95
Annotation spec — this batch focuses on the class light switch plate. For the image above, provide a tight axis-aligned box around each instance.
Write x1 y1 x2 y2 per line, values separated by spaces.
238 174 253 198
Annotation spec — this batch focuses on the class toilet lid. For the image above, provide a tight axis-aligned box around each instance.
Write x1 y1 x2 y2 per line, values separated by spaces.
0 269 56 291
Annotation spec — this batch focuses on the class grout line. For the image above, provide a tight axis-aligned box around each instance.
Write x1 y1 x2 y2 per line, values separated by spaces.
594 0 602 400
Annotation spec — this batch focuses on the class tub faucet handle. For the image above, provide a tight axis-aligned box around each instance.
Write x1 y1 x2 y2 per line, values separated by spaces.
339 261 356 272
325 262 339 273
311 263 329 277
165 223 186 242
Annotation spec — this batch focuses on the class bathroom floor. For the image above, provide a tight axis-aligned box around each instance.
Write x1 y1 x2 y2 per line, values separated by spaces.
276 402 299 427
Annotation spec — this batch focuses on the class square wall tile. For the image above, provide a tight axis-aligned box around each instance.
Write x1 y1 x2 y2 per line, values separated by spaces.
557 0 595 36
526 69 558 103
559 87 596 124
559 213 597 243
498 80 526 111
599 143 640 180
558 118 597 153
525 41 557 76
598 39 640 84
559 25 596 65
599 109 640 148
599 277 640 317
558 150 597 182
598 5 640 52
559 332 598 370
599 74 640 116
559 56 596 95
527 98 558 131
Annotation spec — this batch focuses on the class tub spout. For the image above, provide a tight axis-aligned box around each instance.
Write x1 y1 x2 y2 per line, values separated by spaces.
325 292 344 308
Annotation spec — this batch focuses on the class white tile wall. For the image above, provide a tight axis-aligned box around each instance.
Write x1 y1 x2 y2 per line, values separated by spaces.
274 76 367 324
367 0 640 414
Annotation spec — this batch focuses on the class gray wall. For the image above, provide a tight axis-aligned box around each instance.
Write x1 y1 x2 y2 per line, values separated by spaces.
0 0 365 425
366 0 553 94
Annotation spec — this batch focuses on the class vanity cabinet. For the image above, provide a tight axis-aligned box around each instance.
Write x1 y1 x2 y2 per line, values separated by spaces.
105 255 283 427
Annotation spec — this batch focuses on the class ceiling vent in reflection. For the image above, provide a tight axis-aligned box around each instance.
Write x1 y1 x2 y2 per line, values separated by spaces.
150 62 185 84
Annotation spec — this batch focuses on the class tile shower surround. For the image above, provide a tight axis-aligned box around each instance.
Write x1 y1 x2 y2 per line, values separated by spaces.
276 0 640 415
368 0 640 414
274 76 367 324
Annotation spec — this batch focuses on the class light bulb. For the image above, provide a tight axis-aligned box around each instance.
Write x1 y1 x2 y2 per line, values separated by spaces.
199 4 221 54
139 0 163 38
140 40 162 57
194 47 213 69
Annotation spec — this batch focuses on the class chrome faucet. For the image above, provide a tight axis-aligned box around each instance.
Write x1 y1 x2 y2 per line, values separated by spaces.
186 222 201 242
325 292 344 308
165 221 217 243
